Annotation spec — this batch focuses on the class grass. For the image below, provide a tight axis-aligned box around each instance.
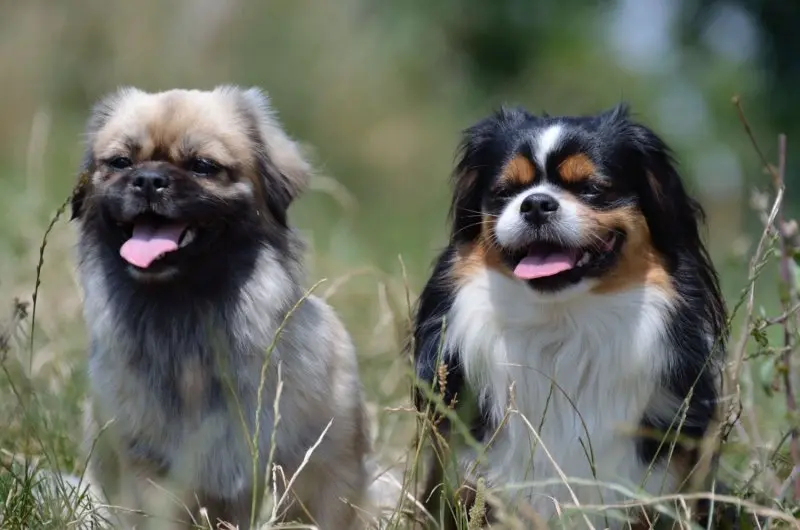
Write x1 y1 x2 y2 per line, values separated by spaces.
0 100 799 530
0 2 790 527
0 26 800 516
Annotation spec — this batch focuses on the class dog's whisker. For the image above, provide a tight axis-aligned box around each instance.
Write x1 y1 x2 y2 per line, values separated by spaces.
71 85 373 530
413 104 728 530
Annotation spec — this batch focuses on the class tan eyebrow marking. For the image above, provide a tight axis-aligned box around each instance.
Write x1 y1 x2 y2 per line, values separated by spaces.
558 153 596 183
499 154 536 186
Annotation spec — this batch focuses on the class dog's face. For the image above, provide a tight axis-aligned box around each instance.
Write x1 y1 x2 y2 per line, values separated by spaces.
450 105 707 297
71 86 310 284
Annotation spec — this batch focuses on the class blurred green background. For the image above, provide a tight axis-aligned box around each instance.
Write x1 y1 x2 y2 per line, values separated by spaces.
0 0 797 484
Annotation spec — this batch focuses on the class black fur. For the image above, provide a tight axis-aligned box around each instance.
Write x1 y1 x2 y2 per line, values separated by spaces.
72 88 304 457
70 86 374 530
235 96 302 229
413 104 729 526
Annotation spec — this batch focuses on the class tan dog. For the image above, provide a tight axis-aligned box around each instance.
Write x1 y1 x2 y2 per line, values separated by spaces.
71 86 370 529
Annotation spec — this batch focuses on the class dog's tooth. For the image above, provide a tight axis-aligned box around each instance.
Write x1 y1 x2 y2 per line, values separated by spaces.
577 251 590 267
179 229 195 248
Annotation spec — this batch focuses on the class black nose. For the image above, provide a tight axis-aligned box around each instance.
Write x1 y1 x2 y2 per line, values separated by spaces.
519 193 559 224
131 169 170 197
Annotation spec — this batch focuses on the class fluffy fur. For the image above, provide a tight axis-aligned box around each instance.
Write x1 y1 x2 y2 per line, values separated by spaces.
71 86 370 529
412 105 728 528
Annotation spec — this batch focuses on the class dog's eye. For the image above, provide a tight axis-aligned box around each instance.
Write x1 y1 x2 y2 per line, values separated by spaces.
107 156 132 170
580 181 606 196
189 158 220 176
492 185 515 199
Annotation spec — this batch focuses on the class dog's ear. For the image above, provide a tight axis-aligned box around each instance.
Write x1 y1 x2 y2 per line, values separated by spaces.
70 166 89 220
71 87 136 220
598 106 705 254
613 108 728 363
627 119 706 257
450 106 528 243
449 141 484 244
609 109 726 334
230 86 312 226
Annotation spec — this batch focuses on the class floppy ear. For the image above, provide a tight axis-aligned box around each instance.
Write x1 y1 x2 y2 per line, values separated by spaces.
615 110 726 331
70 164 90 220
231 86 312 226
619 110 728 369
598 106 705 257
449 147 483 243
71 87 137 220
449 106 527 243
627 119 707 260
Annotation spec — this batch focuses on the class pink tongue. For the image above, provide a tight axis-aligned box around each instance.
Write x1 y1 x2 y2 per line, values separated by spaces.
514 252 576 280
119 223 187 269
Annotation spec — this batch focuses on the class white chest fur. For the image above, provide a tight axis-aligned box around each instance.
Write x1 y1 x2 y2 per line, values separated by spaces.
445 269 679 525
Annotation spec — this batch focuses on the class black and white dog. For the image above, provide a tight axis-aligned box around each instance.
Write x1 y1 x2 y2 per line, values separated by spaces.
412 104 727 527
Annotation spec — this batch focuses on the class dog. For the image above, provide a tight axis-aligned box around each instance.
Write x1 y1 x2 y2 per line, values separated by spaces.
412 104 729 528
70 86 371 529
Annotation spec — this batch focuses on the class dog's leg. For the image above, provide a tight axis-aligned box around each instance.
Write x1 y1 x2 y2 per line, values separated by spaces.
83 402 140 528
195 489 257 530
278 455 369 530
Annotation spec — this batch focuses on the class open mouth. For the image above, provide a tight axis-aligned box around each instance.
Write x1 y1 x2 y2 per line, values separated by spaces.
118 214 196 269
511 231 622 282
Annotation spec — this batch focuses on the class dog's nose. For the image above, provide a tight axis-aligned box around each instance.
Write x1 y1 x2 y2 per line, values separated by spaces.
131 170 170 197
520 193 559 224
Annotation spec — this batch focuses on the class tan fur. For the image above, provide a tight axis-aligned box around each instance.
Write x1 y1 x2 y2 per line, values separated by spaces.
556 153 595 183
92 89 258 170
581 205 675 297
498 154 536 187
75 86 370 529
457 205 674 299
453 217 513 284
83 87 309 217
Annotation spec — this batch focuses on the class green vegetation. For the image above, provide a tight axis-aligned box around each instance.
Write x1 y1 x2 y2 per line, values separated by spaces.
1 1 798 528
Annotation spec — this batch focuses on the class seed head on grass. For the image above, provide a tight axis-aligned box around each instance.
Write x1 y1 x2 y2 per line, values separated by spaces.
0 299 29 364
432 362 458 428
467 478 486 530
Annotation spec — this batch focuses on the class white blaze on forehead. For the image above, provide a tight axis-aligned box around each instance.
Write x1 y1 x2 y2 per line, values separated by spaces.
534 124 563 169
